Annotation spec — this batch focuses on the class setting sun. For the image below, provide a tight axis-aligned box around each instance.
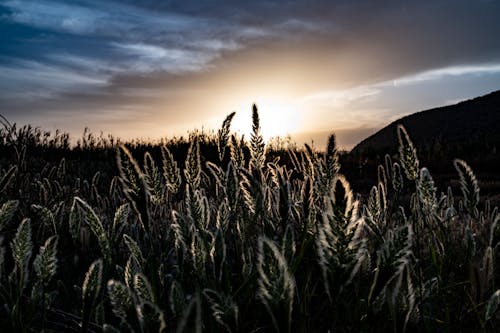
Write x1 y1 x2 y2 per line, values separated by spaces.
230 99 300 141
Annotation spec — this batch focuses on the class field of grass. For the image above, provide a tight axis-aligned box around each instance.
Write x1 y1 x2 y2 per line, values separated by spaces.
0 106 499 332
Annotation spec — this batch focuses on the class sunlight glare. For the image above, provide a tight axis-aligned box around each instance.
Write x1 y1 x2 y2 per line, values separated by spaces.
231 99 300 141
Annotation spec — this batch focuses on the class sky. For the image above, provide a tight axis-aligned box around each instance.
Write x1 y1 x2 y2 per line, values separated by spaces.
1 0 500 150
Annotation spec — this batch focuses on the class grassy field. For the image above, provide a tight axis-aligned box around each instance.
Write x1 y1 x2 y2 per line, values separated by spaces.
0 107 499 332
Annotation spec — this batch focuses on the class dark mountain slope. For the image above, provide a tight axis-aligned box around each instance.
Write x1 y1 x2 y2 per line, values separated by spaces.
351 90 500 157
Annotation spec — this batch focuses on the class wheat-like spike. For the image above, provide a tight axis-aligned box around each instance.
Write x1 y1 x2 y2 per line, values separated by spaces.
74 197 112 264
11 218 32 287
137 301 167 333
257 236 295 333
186 188 208 229
252 103 260 134
189 231 211 278
370 223 414 311
403 264 417 332
485 289 500 321
124 254 142 288
133 273 155 303
68 197 81 243
123 234 145 267
83 259 103 303
117 146 140 195
225 161 239 212
317 211 339 301
117 145 151 232
378 165 388 192
184 184 202 227
300 176 314 224
82 259 103 332
143 152 163 204
56 157 66 179
112 203 130 245
397 125 419 181
384 154 393 181
217 112 236 161
367 185 384 230
325 133 340 181
33 235 58 286
301 146 316 180
32 204 57 234
392 162 404 191
0 165 17 194
288 148 302 174
346 238 370 285
216 199 230 231
161 145 182 194
206 161 224 192
0 199 18 232
202 289 239 332
377 182 387 217
250 104 265 170
109 176 121 199
171 210 188 252
230 134 245 169
454 159 480 215
239 169 256 215
332 174 354 218
107 279 134 320
326 132 336 158
417 168 437 211
389 225 414 306
184 137 201 187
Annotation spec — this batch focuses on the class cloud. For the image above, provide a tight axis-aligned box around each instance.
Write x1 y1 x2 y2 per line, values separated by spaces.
392 64 500 86
111 42 220 73
1 0 201 37
300 87 381 107
1 0 500 145
0 58 109 98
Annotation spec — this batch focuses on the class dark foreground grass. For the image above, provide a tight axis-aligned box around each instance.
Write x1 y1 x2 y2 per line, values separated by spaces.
0 107 500 332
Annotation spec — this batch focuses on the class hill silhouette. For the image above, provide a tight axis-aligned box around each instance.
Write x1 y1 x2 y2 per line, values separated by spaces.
351 90 500 158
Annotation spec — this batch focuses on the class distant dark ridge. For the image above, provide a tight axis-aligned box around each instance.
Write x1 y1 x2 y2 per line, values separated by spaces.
351 90 500 156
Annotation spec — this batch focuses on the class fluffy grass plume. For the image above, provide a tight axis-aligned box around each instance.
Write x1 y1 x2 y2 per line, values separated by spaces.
257 237 295 333
454 159 480 215
161 145 182 195
0 200 18 232
11 218 32 287
250 104 265 170
82 259 103 333
217 111 236 161
33 235 58 286
397 125 419 181
73 196 112 264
